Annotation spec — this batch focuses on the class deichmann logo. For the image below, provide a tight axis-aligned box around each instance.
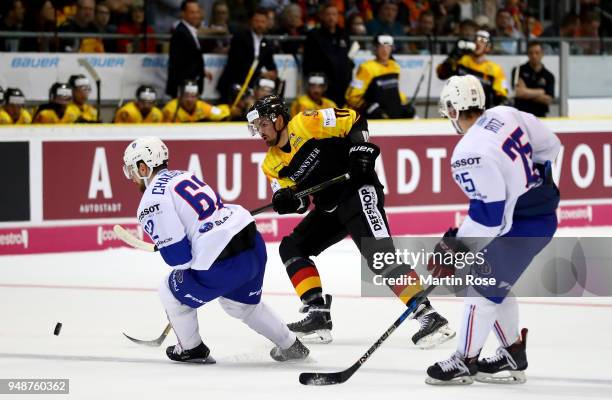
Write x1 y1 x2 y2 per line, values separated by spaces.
0 230 29 249
97 226 141 246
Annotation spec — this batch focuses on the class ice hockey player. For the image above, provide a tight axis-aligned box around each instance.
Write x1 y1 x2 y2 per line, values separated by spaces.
345 35 415 119
425 75 560 385
114 85 163 123
0 88 32 124
33 83 80 124
122 137 309 363
162 80 230 122
247 95 455 347
67 74 98 122
290 72 337 117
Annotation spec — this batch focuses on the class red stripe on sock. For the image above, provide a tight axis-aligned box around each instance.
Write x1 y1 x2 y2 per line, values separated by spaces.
494 321 509 346
465 305 476 356
290 266 319 287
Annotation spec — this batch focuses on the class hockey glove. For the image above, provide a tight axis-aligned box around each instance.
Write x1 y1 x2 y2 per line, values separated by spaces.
272 188 310 215
427 227 469 278
348 142 380 185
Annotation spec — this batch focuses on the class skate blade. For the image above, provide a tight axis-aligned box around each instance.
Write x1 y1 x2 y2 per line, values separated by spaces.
425 375 474 386
475 371 526 384
182 355 217 364
295 329 333 344
415 324 456 349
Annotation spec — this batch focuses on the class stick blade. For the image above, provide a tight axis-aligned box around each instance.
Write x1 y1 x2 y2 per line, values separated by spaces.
113 224 156 252
122 332 166 347
299 372 346 386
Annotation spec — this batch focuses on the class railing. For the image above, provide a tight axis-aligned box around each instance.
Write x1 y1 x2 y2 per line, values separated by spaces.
1 31 611 55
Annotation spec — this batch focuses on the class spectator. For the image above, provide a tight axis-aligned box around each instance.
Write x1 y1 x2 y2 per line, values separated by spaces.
224 0 257 28
114 85 164 123
492 8 524 54
512 41 554 117
541 12 580 54
522 10 542 39
302 4 353 106
117 3 157 53
291 72 337 117
0 88 32 125
21 0 59 52
202 0 233 54
33 83 81 124
253 77 277 100
216 8 277 103
366 0 404 37
60 0 104 52
274 3 306 55
0 0 26 51
105 0 130 27
163 79 231 122
407 10 435 54
503 0 525 32
431 0 461 35
399 0 431 30
346 35 415 119
437 30 509 107
346 12 367 36
67 74 98 122
577 11 601 54
166 0 209 98
95 1 118 52
458 18 479 39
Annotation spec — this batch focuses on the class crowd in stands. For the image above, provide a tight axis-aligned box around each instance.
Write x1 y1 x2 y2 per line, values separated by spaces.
0 0 608 124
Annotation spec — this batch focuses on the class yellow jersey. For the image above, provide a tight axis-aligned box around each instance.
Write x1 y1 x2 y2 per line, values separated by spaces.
162 99 230 123
0 108 32 124
262 108 358 210
438 55 509 107
290 95 337 117
114 102 163 123
345 59 408 116
33 104 80 124
68 102 98 122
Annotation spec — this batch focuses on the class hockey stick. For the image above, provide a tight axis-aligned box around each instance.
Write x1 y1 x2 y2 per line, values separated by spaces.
115 172 350 254
119 173 349 346
231 57 259 109
77 58 102 122
299 285 436 386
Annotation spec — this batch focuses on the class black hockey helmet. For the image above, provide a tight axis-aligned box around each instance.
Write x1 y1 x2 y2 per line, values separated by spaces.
307 72 327 87
5 88 26 105
49 82 72 102
136 85 157 102
68 74 91 90
178 79 199 97
246 94 290 139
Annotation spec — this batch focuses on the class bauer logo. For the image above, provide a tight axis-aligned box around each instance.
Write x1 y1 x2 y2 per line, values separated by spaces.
11 56 59 68
0 229 29 249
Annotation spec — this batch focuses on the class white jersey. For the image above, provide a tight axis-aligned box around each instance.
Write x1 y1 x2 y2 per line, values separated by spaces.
451 106 560 238
137 170 254 270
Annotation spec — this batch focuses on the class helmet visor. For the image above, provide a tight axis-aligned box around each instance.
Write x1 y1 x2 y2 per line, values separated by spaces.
247 109 274 136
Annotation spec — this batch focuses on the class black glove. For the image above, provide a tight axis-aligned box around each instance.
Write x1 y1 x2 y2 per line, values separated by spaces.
272 188 310 215
348 142 380 185
427 227 468 278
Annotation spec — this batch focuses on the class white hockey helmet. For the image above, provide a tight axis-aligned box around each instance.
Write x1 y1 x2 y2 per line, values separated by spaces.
123 137 169 181
439 75 485 132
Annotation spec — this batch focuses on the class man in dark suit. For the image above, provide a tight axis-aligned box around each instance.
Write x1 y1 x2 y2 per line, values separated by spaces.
166 0 211 98
303 4 353 106
216 8 277 104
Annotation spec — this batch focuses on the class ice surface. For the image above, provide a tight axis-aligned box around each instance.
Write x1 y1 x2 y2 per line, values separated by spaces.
0 227 611 399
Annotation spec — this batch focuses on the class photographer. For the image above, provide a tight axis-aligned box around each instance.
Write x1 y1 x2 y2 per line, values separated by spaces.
436 30 509 107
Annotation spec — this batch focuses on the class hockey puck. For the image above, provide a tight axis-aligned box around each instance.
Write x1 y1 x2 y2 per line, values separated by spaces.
54 322 62 336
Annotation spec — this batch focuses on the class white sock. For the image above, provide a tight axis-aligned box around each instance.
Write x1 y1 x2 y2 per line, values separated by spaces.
493 295 520 347
158 276 202 350
218 297 296 349
456 294 498 358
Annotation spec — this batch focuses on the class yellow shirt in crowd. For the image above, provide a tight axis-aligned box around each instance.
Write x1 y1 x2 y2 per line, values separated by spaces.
290 95 337 117
345 59 407 110
67 102 98 122
0 108 32 124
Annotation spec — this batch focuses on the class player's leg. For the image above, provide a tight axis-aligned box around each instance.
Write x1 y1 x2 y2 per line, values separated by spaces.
158 270 218 363
339 184 455 348
279 208 348 343
220 232 309 361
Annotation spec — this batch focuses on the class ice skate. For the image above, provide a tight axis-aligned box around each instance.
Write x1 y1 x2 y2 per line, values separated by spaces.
270 338 310 362
287 294 333 344
476 328 528 384
411 301 456 349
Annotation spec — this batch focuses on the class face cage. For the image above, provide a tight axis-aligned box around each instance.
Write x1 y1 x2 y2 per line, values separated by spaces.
248 116 275 136
440 99 464 134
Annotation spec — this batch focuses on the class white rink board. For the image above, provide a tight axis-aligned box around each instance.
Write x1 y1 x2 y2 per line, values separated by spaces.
0 226 611 399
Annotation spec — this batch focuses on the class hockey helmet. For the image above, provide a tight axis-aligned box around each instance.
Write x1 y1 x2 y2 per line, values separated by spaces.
439 75 485 133
136 85 157 102
68 74 92 92
246 94 290 136
49 82 72 103
5 88 26 105
123 137 169 181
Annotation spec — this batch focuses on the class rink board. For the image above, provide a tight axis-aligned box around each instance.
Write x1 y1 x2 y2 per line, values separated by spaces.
1 118 611 254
